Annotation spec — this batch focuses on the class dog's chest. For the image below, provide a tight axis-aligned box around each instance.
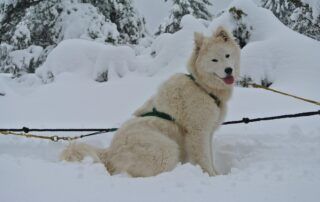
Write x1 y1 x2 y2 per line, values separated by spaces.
156 74 223 129
184 87 221 124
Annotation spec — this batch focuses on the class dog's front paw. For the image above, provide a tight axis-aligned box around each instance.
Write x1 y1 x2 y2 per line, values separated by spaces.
202 166 218 176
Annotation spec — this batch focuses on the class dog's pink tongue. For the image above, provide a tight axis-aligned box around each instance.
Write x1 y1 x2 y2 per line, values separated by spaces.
223 76 234 85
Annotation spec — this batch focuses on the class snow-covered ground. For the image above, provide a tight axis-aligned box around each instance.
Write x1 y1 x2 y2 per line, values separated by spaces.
1 74 319 202
1 0 320 202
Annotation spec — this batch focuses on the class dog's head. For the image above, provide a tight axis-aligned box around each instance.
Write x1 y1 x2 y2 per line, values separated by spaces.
188 26 240 90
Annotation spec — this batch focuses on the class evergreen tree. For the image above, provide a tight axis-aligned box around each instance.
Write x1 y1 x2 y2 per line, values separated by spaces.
228 6 252 48
157 0 212 35
262 0 320 41
83 0 147 44
107 0 146 44
0 0 120 76
0 0 47 75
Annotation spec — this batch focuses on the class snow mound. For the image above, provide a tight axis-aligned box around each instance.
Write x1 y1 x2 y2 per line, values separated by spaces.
36 39 139 82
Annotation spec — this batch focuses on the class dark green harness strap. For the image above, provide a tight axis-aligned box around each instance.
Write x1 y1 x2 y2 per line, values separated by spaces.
140 108 175 122
185 74 195 81
186 74 221 107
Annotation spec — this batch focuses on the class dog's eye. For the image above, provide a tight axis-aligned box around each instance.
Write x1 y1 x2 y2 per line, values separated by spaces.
225 54 230 58
212 59 218 62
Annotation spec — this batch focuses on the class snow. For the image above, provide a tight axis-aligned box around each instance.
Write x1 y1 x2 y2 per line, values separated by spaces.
1 0 320 201
9 46 43 72
36 39 140 82
57 1 119 42
133 0 172 32
211 0 234 14
12 21 31 45
302 0 320 19
1 73 320 202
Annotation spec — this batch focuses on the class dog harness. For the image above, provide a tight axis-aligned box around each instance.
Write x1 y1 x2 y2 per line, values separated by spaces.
140 107 175 122
186 74 221 107
139 74 221 122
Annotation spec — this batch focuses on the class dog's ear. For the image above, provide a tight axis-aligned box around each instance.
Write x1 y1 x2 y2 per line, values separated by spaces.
194 32 204 51
213 26 231 42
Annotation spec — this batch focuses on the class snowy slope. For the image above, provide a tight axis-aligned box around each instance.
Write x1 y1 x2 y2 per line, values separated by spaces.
1 0 320 202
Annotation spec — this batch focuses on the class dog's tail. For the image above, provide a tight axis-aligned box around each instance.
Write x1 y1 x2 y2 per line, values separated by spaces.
60 143 107 163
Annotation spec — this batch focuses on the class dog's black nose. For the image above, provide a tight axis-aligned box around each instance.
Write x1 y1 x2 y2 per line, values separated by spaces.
225 67 233 75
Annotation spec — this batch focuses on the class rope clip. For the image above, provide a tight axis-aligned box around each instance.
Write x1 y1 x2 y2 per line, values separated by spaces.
51 136 59 142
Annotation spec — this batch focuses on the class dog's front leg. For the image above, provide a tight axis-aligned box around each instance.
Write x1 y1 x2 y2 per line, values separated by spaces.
184 127 216 176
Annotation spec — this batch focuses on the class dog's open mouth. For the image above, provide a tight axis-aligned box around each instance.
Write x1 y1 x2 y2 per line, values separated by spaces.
222 75 234 85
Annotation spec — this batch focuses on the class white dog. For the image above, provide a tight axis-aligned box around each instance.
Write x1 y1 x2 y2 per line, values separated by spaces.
61 26 240 177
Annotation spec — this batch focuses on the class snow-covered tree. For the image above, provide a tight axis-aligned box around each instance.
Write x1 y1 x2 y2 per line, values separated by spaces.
262 0 320 41
0 0 46 75
0 1 40 45
107 0 146 44
0 0 120 77
83 0 147 44
156 0 213 34
228 6 253 48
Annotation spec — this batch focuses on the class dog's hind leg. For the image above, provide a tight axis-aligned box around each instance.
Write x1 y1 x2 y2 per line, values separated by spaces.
107 130 180 177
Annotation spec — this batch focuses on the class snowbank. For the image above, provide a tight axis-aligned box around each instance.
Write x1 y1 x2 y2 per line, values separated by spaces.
36 39 139 82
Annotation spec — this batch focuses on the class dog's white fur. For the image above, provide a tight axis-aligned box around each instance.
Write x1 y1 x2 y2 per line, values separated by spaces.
60 26 240 177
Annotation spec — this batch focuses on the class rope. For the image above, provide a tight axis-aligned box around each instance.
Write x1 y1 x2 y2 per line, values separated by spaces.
0 127 117 133
222 110 320 125
248 83 320 106
0 128 117 142
1 110 319 142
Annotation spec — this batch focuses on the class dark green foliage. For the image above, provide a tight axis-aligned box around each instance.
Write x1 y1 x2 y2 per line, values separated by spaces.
261 77 273 87
95 71 108 82
157 0 213 35
262 0 320 41
237 76 253 87
0 0 41 45
229 6 247 20
229 7 252 48
83 0 146 44
0 0 146 77
237 76 273 87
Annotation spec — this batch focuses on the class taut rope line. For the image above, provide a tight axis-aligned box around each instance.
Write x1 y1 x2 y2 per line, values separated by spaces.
248 83 320 106
1 110 319 142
